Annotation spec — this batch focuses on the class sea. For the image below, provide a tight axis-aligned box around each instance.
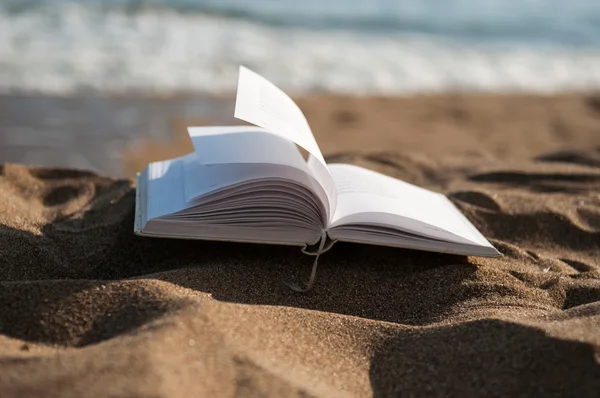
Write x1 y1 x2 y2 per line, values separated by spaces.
2 0 600 95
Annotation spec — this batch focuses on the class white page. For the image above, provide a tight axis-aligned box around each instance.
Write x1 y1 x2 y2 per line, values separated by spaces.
146 154 189 220
180 158 329 225
188 126 307 170
182 127 329 221
329 164 493 247
234 66 336 214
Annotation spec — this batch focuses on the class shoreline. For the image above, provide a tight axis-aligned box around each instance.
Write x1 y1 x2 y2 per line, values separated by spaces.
1 91 600 177
3 89 600 100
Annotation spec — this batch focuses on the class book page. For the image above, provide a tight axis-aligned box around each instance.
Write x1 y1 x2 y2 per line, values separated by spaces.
146 154 189 220
328 164 493 246
184 126 329 220
234 66 336 214
188 126 307 170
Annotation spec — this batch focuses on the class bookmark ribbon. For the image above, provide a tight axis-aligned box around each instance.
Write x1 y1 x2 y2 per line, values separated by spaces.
285 230 331 293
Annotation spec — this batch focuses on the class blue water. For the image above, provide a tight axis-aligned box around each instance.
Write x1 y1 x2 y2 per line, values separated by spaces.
2 0 600 94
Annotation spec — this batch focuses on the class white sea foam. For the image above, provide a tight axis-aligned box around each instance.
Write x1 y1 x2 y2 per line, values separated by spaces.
2 2 600 95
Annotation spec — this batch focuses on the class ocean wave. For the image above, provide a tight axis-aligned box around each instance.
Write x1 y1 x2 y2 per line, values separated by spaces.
3 0 600 46
1 1 600 95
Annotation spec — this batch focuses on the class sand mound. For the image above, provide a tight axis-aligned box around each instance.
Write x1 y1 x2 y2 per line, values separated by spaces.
1 93 600 397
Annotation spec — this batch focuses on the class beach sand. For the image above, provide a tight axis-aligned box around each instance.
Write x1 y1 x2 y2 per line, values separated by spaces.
1 93 600 397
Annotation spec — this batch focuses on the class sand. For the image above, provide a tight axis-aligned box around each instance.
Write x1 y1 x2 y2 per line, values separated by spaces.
1 93 600 397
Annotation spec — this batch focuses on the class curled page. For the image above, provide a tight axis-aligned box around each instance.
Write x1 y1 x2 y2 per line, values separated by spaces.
234 66 337 216
187 126 308 169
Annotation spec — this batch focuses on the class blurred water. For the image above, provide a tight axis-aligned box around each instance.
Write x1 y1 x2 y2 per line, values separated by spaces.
1 0 600 94
0 93 234 175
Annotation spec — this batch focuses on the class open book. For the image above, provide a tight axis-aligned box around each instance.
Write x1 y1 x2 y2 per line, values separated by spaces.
135 66 500 289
